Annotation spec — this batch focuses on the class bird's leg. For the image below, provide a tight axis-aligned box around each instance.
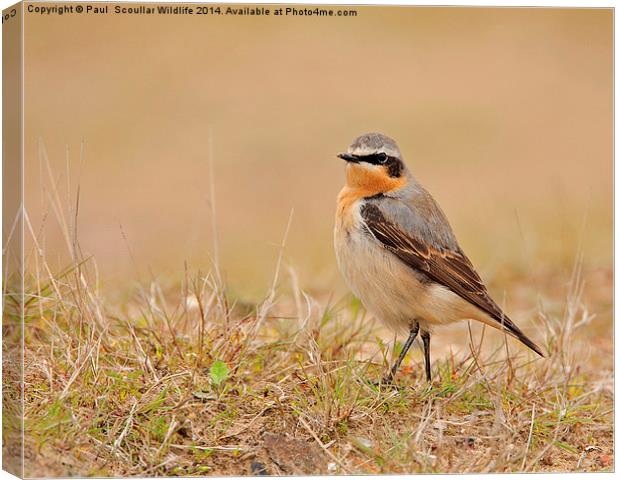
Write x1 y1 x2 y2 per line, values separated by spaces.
421 330 431 382
382 322 420 384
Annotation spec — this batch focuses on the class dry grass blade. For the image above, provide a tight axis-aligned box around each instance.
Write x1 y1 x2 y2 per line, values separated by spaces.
17 147 612 476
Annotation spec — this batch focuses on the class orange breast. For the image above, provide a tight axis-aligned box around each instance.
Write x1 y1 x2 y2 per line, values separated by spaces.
336 163 407 231
345 163 406 195
336 187 362 233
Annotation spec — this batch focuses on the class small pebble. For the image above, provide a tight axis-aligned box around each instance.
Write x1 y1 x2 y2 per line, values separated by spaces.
251 461 269 475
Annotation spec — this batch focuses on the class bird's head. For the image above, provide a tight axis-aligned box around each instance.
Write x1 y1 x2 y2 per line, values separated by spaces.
338 133 409 194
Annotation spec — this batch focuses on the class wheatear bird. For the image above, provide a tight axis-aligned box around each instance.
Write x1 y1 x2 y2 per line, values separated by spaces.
334 132 544 384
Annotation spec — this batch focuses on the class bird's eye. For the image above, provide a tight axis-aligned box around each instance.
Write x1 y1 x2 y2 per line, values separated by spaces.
377 153 388 164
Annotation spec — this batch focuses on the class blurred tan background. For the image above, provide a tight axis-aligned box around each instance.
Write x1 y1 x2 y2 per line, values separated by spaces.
24 6 612 303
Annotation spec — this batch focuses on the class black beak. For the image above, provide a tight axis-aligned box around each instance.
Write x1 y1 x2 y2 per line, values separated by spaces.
338 153 358 162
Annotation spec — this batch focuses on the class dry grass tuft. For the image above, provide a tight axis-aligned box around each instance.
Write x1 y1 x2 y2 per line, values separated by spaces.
16 237 613 475
8 148 614 476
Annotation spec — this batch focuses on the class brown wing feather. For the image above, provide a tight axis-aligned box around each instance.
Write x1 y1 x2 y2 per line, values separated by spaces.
361 203 544 356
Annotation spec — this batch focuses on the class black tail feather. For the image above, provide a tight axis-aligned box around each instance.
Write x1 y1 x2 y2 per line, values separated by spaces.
500 317 545 357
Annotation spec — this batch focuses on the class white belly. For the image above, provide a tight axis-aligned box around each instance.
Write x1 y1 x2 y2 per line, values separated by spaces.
334 217 487 334
334 221 426 333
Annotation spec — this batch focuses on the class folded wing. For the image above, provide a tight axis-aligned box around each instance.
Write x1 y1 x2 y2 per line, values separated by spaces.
360 198 544 357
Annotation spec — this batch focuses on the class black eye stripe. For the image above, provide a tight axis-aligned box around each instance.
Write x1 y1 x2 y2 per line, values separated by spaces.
353 153 403 177
356 153 394 165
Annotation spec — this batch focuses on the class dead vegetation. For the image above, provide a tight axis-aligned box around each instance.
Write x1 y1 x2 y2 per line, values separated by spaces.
5 147 613 476
12 230 612 476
